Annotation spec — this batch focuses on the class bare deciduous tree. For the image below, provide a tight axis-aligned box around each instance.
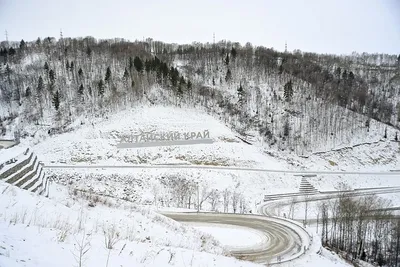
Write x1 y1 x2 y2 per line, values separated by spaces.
72 230 91 267
196 182 213 211
208 189 220 211
103 223 120 267
222 189 231 213
232 191 240 214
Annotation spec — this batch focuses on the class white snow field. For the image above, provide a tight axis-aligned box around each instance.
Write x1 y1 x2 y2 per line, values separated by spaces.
0 181 265 267
2 105 398 267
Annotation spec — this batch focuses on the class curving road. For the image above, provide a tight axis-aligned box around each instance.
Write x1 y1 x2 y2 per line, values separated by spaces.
259 186 400 223
162 212 309 265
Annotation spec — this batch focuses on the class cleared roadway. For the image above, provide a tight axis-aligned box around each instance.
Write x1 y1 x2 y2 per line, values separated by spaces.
162 212 309 265
43 164 400 176
259 186 400 222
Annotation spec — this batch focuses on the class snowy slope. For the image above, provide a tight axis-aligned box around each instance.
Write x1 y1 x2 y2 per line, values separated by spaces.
0 181 265 267
0 105 378 267
24 106 282 168
9 105 398 210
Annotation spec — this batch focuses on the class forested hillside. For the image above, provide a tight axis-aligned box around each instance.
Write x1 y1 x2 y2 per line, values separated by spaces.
0 37 399 154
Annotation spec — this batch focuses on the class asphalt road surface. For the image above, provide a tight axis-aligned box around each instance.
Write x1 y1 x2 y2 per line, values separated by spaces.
259 186 400 222
162 212 307 265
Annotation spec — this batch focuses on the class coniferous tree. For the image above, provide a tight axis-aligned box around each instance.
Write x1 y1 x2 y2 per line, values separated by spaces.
278 64 283 75
65 60 70 70
123 68 129 80
25 87 31 98
97 79 104 97
169 67 179 87
70 61 74 72
348 71 355 86
5 64 11 84
86 47 92 57
145 59 151 72
98 79 105 97
36 37 41 46
212 77 215 86
105 67 112 83
237 83 244 100
225 54 230 65
187 80 192 90
52 90 60 110
284 80 293 102
237 83 245 107
37 76 44 93
342 69 348 80
78 68 83 77
225 69 232 83
8 47 16 56
179 76 186 86
231 48 237 59
44 62 49 73
49 69 56 84
48 69 56 93
78 84 84 96
19 39 26 50
177 84 183 97
134 56 144 73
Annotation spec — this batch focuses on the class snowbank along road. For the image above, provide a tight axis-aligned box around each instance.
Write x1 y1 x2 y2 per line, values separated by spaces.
162 212 311 265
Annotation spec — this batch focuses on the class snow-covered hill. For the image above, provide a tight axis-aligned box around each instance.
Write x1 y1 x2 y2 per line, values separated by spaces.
11 105 400 211
2 105 397 267
0 181 266 267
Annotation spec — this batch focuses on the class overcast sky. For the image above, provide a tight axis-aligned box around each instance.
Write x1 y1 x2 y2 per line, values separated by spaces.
0 0 399 55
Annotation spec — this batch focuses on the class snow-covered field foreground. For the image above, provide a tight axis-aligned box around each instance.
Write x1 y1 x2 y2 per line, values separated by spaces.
0 181 266 267
0 181 355 267
0 180 356 267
